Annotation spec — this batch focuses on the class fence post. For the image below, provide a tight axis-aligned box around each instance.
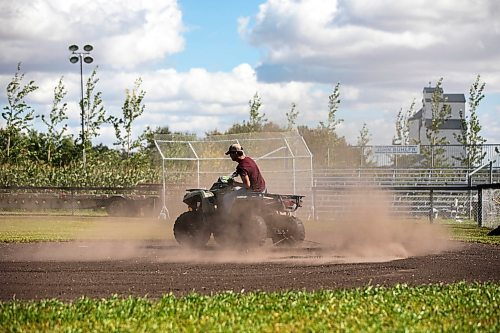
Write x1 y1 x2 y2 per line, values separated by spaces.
327 148 330 168
489 161 493 184
477 186 482 227
71 189 75 216
360 147 363 169
431 145 434 169
429 189 434 223
468 174 472 220
312 185 317 221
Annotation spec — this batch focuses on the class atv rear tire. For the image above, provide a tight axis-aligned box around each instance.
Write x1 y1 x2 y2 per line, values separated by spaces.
173 211 211 248
272 216 305 246
213 214 267 248
240 214 268 247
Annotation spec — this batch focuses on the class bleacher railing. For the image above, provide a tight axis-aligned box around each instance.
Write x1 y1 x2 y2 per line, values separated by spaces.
325 144 500 169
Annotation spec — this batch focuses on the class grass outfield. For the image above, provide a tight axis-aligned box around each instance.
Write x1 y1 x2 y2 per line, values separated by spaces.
0 283 498 332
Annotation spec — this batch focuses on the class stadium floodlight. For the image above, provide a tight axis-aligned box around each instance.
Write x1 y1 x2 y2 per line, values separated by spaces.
68 44 95 168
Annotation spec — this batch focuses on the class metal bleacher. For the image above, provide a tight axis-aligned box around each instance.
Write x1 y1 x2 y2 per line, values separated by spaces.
311 168 500 221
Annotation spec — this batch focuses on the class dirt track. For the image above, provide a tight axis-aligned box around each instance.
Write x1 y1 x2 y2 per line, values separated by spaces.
0 240 499 301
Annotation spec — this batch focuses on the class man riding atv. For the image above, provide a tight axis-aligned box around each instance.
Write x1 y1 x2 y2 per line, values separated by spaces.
172 143 305 248
223 143 266 213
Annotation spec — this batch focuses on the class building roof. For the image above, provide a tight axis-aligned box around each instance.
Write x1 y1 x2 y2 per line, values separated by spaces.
444 94 466 103
423 86 465 103
409 108 423 121
423 87 442 94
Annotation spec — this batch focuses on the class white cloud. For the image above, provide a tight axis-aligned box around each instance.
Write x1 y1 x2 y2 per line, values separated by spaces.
243 0 500 89
236 0 500 144
0 0 184 70
1 0 499 148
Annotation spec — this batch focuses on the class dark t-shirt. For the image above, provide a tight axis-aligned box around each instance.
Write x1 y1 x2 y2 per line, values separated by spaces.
236 156 266 192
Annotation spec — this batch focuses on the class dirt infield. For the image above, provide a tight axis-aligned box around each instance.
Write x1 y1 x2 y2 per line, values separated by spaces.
0 240 498 301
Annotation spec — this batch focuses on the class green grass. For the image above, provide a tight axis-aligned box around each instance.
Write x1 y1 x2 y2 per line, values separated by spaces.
0 282 498 332
440 219 500 245
0 208 108 216
0 216 170 242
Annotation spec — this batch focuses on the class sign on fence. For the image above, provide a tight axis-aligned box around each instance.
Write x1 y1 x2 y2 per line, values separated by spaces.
373 145 420 154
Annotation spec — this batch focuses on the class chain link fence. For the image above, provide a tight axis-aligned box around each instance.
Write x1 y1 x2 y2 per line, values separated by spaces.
478 184 500 228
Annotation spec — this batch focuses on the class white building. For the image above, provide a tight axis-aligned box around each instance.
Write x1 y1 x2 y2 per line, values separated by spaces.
408 86 466 145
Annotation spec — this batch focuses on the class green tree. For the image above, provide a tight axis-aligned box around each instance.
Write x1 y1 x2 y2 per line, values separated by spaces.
111 78 146 157
357 123 371 147
453 74 487 168
308 82 344 167
1 63 38 161
393 99 415 145
41 76 70 164
357 123 374 167
285 102 299 131
226 92 268 134
320 82 343 133
422 78 451 167
83 67 108 149
248 92 267 131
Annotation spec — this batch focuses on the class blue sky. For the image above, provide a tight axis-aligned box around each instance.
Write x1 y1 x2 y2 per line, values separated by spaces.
170 0 262 72
0 0 499 146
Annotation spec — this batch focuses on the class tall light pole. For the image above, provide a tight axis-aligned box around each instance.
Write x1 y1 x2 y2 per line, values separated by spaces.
69 44 94 168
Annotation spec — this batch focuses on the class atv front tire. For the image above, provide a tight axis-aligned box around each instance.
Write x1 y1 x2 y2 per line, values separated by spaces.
173 211 211 247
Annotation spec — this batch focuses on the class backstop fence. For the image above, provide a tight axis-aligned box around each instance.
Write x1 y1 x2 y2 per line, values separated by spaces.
154 131 313 219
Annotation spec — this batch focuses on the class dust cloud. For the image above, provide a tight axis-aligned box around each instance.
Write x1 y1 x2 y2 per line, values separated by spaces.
0 179 456 265
305 187 456 262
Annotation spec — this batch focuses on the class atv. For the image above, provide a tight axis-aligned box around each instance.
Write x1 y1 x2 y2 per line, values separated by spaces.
173 174 305 248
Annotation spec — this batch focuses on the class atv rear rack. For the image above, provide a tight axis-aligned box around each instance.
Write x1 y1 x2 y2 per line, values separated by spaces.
239 193 304 212
268 194 304 212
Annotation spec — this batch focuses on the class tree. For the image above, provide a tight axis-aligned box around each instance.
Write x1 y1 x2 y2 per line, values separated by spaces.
83 67 108 149
357 123 374 167
320 82 343 133
357 123 371 147
226 92 268 134
248 92 267 130
422 78 452 167
41 76 70 164
393 99 415 145
1 63 38 161
453 74 487 168
285 102 299 131
111 78 146 157
311 82 344 167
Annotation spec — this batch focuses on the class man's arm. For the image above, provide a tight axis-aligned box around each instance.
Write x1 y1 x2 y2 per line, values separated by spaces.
232 174 251 189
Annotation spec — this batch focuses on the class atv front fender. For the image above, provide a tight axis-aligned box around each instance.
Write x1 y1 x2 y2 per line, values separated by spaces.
183 189 215 214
